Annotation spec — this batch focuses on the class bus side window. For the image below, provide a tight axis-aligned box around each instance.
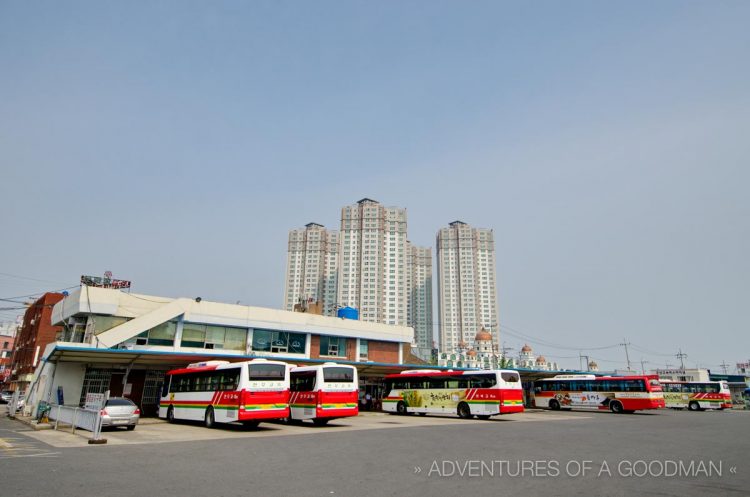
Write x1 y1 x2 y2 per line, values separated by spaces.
501 372 519 383
429 378 446 389
408 378 427 390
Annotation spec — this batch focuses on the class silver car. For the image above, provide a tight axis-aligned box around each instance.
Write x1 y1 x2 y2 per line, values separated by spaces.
101 397 140 430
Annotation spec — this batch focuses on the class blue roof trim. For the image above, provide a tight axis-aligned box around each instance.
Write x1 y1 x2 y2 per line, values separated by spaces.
46 345 612 375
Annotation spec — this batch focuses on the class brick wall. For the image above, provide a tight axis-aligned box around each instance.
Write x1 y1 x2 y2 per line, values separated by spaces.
309 334 402 364
367 340 400 364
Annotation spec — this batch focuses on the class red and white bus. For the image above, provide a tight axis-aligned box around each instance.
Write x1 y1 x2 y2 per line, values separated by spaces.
288 363 359 425
382 369 524 419
533 374 665 414
661 380 732 411
159 359 290 428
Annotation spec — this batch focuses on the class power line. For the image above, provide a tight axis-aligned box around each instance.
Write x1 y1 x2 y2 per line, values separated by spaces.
0 285 79 302
0 271 73 285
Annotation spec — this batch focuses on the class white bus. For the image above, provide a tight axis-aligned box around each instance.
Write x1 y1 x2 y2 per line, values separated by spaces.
289 363 358 426
661 380 732 411
159 359 290 428
382 369 524 419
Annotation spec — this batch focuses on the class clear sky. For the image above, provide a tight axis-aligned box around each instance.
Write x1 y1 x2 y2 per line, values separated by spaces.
1 1 748 371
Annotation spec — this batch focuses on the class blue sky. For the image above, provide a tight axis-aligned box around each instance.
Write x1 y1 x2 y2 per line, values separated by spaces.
1 1 748 371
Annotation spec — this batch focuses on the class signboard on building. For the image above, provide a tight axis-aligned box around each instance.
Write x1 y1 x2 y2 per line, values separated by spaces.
81 274 131 290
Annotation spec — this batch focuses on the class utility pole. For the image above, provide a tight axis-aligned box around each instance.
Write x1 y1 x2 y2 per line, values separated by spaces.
719 361 730 375
676 349 688 371
579 353 590 372
620 339 632 371
640 359 649 375
500 342 513 368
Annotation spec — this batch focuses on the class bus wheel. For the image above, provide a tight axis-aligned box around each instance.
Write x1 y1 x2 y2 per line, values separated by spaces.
167 406 175 423
549 399 561 411
477 415 491 420
688 401 701 412
457 402 472 419
243 420 260 429
313 418 329 426
204 407 215 428
396 401 407 415
610 401 624 414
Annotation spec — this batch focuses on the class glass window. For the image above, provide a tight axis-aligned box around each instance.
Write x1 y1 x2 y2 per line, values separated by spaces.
291 370 316 391
205 326 226 347
224 328 248 351
359 340 369 360
251 329 306 354
320 336 346 357
429 377 446 389
323 367 354 383
220 369 240 390
468 374 496 388
501 372 519 383
248 364 285 382
182 323 206 348
91 315 130 335
147 321 177 346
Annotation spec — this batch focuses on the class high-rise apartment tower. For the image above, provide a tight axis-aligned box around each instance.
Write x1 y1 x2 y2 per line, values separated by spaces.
338 199 408 325
284 223 339 315
436 221 499 352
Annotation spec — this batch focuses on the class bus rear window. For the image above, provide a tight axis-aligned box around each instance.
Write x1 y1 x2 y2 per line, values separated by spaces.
323 367 354 382
248 364 286 382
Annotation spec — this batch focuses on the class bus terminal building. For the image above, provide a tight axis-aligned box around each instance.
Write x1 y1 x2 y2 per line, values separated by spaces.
26 287 419 416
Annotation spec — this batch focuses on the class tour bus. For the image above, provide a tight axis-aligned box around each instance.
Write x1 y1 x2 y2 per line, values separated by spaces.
533 374 665 414
288 363 359 425
661 380 732 411
382 369 524 419
159 359 290 428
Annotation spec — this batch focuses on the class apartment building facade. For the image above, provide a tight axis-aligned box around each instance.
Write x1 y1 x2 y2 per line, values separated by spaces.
283 222 339 315
436 221 499 353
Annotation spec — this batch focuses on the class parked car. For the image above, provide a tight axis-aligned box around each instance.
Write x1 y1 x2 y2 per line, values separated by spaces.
0 391 11 404
100 397 140 430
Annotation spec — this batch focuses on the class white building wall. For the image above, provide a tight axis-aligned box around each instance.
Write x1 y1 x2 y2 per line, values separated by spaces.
47 362 86 406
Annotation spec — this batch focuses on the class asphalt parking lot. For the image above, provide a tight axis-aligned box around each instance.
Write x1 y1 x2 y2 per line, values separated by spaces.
12 407 589 447
2 406 749 497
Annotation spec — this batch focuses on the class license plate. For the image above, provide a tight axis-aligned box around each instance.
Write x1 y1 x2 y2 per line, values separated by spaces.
112 419 127 424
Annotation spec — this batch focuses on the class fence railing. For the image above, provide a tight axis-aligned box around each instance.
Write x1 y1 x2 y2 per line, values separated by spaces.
47 405 104 440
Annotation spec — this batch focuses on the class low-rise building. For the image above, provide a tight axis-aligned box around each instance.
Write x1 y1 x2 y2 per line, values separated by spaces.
655 368 710 382
24 286 415 416
8 293 65 393
0 319 20 390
